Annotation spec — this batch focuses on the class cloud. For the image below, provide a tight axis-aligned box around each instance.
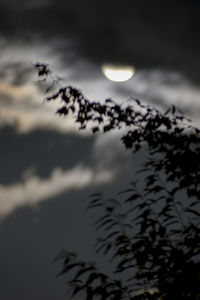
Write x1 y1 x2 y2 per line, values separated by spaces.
0 165 113 220
1 68 200 136
0 83 80 133
115 70 200 120
0 38 200 136
0 40 114 133
1 0 200 84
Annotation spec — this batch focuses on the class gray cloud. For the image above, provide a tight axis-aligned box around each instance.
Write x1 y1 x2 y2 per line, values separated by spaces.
0 165 113 220
113 70 200 120
0 82 77 133
1 1 200 122
1 64 200 137
1 0 200 84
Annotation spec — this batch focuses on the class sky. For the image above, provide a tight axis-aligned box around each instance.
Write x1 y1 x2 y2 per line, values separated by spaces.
0 1 200 299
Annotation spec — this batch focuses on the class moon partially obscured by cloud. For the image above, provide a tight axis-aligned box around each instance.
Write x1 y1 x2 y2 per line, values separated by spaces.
101 64 135 82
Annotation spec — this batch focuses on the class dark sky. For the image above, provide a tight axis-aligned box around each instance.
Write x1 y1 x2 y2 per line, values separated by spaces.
1 0 200 82
0 1 200 299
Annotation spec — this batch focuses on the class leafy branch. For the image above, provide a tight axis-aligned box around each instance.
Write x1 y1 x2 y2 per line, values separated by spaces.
35 63 200 300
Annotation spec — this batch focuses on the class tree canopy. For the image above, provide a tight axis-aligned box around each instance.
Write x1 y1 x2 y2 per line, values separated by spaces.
35 63 200 300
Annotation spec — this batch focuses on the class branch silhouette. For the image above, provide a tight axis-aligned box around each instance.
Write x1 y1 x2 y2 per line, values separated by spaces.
35 63 200 300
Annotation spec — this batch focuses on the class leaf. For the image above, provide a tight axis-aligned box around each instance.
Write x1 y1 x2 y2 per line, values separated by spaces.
103 125 112 132
105 231 119 240
185 208 200 217
95 218 114 231
71 285 83 296
105 98 113 104
125 193 141 203
86 272 101 285
56 106 68 115
74 266 95 280
92 127 99 133
57 262 84 277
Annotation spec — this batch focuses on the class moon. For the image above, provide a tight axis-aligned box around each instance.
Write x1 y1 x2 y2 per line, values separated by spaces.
101 64 135 82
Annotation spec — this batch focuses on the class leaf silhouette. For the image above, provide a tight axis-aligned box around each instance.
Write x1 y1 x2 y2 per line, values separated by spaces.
35 65 200 300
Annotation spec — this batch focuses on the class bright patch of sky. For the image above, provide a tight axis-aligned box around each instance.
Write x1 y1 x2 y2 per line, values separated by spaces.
0 40 200 136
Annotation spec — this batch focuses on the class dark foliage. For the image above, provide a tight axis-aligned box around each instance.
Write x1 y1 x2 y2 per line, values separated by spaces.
35 63 200 299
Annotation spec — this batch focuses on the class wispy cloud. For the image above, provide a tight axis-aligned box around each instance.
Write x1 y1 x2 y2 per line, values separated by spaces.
0 83 82 133
0 165 113 220
120 70 200 119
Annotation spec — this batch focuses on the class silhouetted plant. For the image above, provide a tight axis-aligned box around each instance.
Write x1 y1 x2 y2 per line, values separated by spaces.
35 63 200 300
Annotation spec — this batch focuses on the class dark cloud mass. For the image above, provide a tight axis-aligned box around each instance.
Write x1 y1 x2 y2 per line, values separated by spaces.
1 0 200 83
0 127 94 184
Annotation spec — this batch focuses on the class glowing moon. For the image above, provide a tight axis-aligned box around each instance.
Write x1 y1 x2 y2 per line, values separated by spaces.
101 64 135 82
